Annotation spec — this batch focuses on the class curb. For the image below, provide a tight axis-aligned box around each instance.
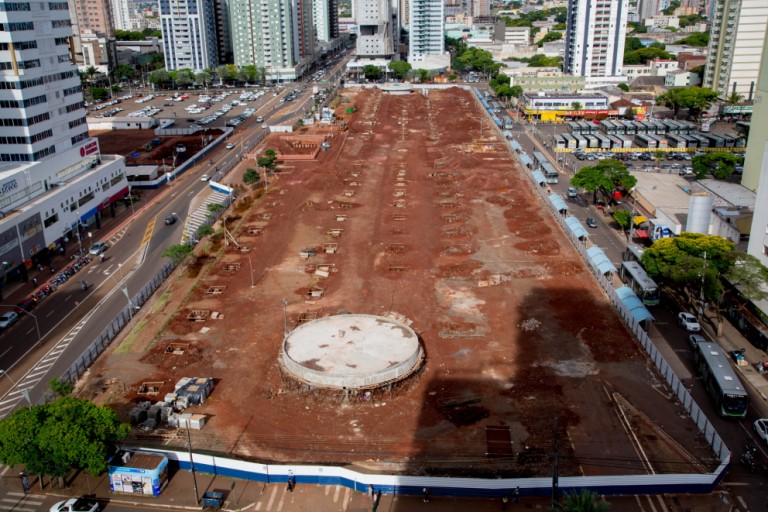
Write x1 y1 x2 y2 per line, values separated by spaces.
46 490 204 511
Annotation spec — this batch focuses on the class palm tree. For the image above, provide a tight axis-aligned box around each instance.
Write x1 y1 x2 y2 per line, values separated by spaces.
557 490 610 512
725 91 743 105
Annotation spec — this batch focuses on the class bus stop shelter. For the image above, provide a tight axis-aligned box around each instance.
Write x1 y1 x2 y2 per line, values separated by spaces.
586 246 616 275
565 216 589 240
519 153 533 168
548 193 568 215
531 170 546 186
615 286 655 325
509 140 522 153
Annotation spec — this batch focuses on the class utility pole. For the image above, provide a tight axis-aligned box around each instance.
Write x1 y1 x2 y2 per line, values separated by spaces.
185 425 200 505
700 251 707 317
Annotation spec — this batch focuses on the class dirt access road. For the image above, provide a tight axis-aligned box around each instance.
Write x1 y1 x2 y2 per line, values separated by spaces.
80 87 712 478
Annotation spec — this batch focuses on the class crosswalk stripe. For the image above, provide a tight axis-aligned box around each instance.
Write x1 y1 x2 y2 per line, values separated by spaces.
342 487 351 510
266 485 277 511
1 497 42 505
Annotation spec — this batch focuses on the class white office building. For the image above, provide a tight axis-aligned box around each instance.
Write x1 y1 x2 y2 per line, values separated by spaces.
0 0 128 283
355 0 394 58
564 0 629 86
407 0 450 70
313 0 339 43
745 35 768 266
231 0 316 81
159 0 219 71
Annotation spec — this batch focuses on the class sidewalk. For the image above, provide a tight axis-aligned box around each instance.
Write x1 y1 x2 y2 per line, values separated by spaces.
37 465 730 512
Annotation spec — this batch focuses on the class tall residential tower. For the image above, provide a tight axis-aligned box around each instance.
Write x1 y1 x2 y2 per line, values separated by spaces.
564 0 629 85
703 0 768 98
159 0 219 71
407 0 450 70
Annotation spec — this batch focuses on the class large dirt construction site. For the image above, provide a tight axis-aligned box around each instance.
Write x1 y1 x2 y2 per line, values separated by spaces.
83 87 713 477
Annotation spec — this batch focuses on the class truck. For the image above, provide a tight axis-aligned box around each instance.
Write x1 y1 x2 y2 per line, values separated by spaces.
50 498 100 512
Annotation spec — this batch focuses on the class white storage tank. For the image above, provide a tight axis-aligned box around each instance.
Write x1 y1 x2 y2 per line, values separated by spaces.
685 192 713 234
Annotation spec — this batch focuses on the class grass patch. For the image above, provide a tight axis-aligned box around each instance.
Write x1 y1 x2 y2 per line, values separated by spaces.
115 319 149 355
150 291 171 314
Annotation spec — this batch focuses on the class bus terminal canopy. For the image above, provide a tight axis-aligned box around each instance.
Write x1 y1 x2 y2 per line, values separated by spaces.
548 193 568 213
509 140 522 152
586 246 616 275
565 216 589 239
519 153 533 167
615 286 655 323
531 170 546 184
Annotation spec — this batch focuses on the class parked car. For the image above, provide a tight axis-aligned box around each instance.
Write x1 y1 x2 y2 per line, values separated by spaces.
0 311 19 329
678 312 700 332
50 498 100 512
89 242 108 255
688 334 707 349
586 217 598 228
755 419 768 444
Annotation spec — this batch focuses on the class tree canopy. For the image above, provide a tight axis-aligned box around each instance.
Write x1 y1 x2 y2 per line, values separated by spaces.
655 87 719 119
624 46 672 65
529 54 563 67
362 65 382 80
455 47 503 75
692 151 742 179
642 233 735 306
556 490 610 511
538 31 563 46
570 159 637 204
0 397 129 479
388 60 412 79
675 32 708 46
163 243 194 264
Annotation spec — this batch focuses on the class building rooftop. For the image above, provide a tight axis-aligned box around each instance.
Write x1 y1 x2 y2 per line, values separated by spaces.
696 179 756 209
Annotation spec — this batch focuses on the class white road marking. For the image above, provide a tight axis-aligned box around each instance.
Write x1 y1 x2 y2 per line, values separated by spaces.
737 495 748 509
342 487 351 510
0 347 12 359
333 485 340 502
266 485 277 511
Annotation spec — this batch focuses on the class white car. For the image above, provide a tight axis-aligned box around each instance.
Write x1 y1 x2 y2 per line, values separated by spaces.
755 419 768 444
0 311 19 329
226 143 235 150
201 174 210 182
678 312 700 332
50 498 99 512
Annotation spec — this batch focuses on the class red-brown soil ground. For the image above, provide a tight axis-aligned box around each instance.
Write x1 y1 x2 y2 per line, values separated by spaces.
93 129 224 166
80 88 713 478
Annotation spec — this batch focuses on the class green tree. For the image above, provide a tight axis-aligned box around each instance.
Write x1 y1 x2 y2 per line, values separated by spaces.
196 225 214 238
510 85 524 98
678 14 703 27
617 83 629 92
572 101 583 111
89 87 108 101
0 397 129 485
217 64 238 83
243 168 260 185
642 233 736 307
656 87 719 119
654 149 665 164
726 91 744 105
149 69 170 87
49 378 73 397
613 209 632 232
663 0 681 15
114 64 136 82
195 69 213 88
624 46 673 65
529 54 563 67
625 37 644 52
388 60 412 79
675 32 708 46
571 159 637 205
207 203 225 214
264 149 277 160
556 490 610 511
171 68 194 88
362 65 382 81
692 151 741 179
538 31 563 47
162 243 194 265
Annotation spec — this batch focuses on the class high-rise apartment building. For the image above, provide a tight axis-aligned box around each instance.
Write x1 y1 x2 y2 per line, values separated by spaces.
0 0 128 282
213 0 234 64
407 0 449 70
159 0 219 71
703 0 768 99
467 0 489 17
230 0 316 80
67 0 115 70
355 0 394 57
313 0 339 43
563 0 629 85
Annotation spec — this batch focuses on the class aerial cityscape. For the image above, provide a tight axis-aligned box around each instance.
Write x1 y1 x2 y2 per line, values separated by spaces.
0 0 767 510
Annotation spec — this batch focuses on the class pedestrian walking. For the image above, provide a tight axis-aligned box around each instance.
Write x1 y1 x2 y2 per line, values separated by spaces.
20 472 29 493
32 278 38 287
512 487 520 503
368 484 375 502
422 487 430 503
287 474 296 492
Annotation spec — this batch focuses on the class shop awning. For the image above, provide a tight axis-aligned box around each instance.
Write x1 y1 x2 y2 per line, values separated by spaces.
633 229 649 239
565 216 589 239
548 193 568 212
531 170 546 184
586 246 616 275
616 286 655 323
633 215 648 225
519 153 533 167
509 140 522 151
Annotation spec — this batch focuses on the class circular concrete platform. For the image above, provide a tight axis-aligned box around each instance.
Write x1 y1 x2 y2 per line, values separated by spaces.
280 314 422 389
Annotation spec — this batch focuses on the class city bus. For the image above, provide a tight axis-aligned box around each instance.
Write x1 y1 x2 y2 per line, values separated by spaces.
635 134 658 149
594 134 612 149
622 244 645 263
555 135 567 150
619 261 660 306
572 134 588 150
500 115 514 129
693 341 749 418
561 134 577 150
666 134 687 149
542 162 559 183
